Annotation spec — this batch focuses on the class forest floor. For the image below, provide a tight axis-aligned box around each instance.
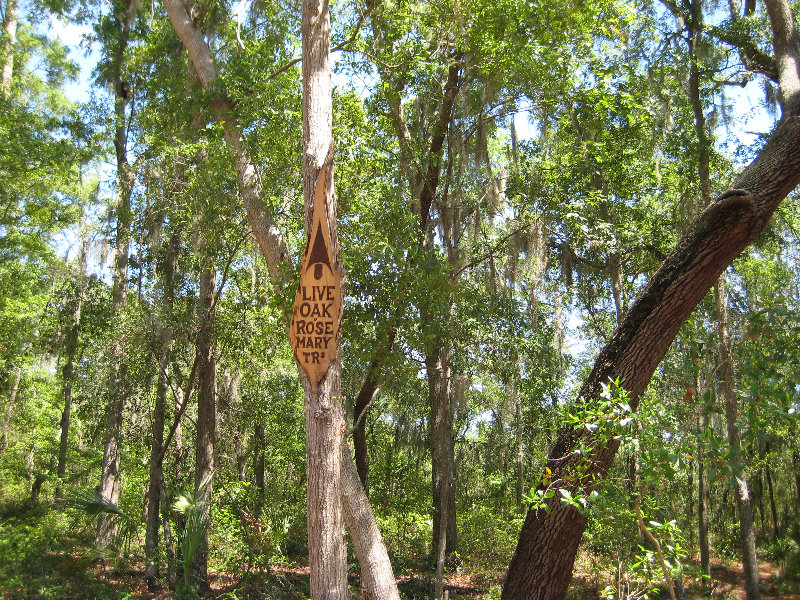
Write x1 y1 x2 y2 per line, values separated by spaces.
1 499 799 599
2 554 799 599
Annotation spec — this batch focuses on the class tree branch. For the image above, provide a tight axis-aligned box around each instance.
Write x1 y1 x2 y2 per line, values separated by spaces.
764 0 800 114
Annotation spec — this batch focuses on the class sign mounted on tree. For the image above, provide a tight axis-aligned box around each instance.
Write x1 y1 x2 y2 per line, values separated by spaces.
290 164 342 391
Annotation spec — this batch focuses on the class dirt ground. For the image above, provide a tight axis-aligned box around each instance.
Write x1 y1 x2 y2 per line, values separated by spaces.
6 554 799 599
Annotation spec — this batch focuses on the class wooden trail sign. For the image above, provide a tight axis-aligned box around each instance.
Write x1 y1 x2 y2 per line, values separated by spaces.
289 165 342 392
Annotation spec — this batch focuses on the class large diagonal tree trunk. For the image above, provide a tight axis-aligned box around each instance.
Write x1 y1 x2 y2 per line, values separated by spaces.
502 111 800 600
502 1 800 596
503 132 800 600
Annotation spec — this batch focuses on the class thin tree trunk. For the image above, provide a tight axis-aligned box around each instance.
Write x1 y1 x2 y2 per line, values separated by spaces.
435 483 448 600
375 31 462 560
97 0 136 547
754 469 766 536
253 421 265 509
56 240 88 500
161 476 176 589
687 6 715 584
764 441 778 538
229 370 246 482
353 329 396 492
1 0 17 94
168 385 184 590
145 229 179 589
698 408 711 593
192 254 217 591
716 279 761 600
1 364 21 455
793 447 800 518
514 378 525 511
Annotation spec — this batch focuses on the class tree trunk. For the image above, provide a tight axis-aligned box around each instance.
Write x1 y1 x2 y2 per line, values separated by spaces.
764 441 778 538
56 239 88 500
301 0 347 596
716 279 761 600
374 32 462 560
192 254 217 591
698 409 711 593
97 0 136 547
145 229 179 589
341 444 401 600
428 345 456 558
160 1 428 595
1 0 17 94
167 385 184 590
1 364 21 455
502 103 800 597
353 329 396 492
793 447 800 518
253 421 265 508
228 370 246 481
514 378 525 511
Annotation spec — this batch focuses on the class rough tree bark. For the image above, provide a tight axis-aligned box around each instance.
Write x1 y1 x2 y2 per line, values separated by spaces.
697 406 711 591
428 343 456 557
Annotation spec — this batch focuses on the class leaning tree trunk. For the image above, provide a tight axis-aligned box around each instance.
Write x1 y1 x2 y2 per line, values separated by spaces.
502 106 800 598
716 279 761 600
341 444 401 600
